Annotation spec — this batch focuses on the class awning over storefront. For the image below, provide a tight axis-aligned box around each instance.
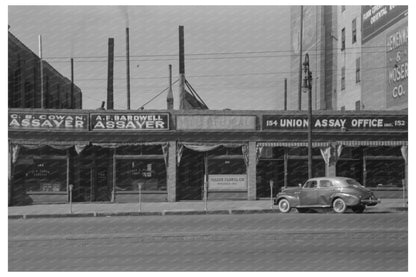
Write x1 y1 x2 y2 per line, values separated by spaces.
336 140 408 147
257 140 407 148
257 141 330 147
92 142 167 148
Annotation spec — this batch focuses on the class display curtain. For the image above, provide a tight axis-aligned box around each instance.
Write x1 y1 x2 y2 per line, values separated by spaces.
256 145 264 165
75 144 88 154
177 142 249 167
161 143 169 168
11 144 20 164
320 143 343 166
176 144 184 166
401 145 408 164
241 144 249 168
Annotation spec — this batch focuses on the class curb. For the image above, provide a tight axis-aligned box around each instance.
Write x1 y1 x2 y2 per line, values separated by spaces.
8 207 407 220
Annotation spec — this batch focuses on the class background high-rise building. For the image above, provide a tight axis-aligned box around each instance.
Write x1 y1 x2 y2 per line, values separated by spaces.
8 30 82 109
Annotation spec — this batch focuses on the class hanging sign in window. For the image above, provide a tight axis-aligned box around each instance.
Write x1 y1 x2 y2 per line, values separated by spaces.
208 174 247 191
91 113 169 130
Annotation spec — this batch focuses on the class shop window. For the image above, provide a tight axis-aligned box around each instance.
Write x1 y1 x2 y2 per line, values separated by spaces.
209 159 246 174
352 18 357 44
365 146 401 157
287 147 322 156
116 145 163 155
341 67 345 90
356 57 361 83
365 160 404 187
116 159 166 191
209 146 242 157
21 159 67 192
339 147 363 159
341 28 345 51
141 145 163 155
13 69 22 107
24 81 32 108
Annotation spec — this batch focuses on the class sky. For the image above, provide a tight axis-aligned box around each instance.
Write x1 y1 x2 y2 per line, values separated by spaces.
8 5 292 110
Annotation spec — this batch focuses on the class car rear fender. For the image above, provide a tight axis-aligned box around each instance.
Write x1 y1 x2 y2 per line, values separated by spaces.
276 195 300 207
331 193 360 206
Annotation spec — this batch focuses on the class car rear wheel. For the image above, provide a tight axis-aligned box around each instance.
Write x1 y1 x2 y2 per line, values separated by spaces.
333 198 347 213
352 205 365 213
278 199 291 213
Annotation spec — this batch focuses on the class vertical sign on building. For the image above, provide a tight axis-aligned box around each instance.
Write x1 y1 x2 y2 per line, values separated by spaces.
386 24 408 108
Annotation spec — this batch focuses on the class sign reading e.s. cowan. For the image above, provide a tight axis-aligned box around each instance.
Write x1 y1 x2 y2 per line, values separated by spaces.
208 174 247 191
8 112 88 130
91 113 169 130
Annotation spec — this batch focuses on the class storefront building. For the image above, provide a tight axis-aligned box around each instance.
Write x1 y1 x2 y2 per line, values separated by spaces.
8 109 407 205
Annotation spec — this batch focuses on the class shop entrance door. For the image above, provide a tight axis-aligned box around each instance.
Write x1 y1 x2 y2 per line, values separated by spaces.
76 160 110 202
177 149 204 200
77 163 94 202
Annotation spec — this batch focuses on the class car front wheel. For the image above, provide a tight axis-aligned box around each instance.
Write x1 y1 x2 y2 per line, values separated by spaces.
333 198 347 213
278 199 291 213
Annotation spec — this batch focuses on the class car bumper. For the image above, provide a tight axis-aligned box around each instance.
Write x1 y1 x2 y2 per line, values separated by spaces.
360 199 380 206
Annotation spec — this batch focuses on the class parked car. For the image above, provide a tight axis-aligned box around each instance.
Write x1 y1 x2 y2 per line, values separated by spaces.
274 177 380 213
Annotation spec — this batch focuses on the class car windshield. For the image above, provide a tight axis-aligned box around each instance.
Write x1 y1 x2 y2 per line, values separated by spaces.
343 179 364 187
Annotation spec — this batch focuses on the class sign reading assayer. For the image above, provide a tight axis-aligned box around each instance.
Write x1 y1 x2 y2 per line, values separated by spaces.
8 112 88 130
91 113 169 130
263 115 407 130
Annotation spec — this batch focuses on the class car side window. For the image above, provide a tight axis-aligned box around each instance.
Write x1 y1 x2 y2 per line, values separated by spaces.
319 180 333 188
303 180 317 188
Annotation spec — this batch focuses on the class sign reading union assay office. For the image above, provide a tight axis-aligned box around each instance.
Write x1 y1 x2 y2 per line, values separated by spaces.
263 115 407 130
91 113 169 130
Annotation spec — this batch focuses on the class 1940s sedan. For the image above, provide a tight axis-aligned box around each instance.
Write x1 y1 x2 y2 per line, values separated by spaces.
274 177 380 213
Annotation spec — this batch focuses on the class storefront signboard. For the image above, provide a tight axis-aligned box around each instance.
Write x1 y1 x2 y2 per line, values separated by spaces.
362 5 407 43
91 113 169 130
177 115 256 130
262 115 407 130
8 112 88 130
386 24 408 108
208 174 247 191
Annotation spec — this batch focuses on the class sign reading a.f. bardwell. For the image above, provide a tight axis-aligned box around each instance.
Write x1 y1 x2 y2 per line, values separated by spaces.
208 174 247 191
91 113 169 130
8 112 88 130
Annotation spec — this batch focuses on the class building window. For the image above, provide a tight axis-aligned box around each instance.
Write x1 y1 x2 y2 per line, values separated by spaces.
341 28 345 51
340 106 345 111
352 18 357 43
355 100 361 111
341 67 345 90
356 57 361 83
341 6 345 12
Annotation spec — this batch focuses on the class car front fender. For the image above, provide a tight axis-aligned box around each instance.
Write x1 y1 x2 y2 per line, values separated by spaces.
276 194 300 207
331 193 360 206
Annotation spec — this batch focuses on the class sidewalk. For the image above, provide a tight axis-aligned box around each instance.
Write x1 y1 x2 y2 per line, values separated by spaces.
8 199 408 219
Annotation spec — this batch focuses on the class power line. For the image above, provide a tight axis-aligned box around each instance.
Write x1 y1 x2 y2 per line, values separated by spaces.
139 79 179 108
43 44 393 60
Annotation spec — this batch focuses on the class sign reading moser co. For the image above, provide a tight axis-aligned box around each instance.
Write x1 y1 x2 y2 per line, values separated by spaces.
263 115 407 130
177 115 256 130
91 113 169 130
208 174 247 191
8 112 88 130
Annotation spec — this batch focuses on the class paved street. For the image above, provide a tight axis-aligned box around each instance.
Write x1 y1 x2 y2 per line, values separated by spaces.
9 212 407 271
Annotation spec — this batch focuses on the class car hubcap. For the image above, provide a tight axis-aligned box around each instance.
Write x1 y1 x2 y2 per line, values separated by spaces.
334 200 345 212
280 201 288 211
